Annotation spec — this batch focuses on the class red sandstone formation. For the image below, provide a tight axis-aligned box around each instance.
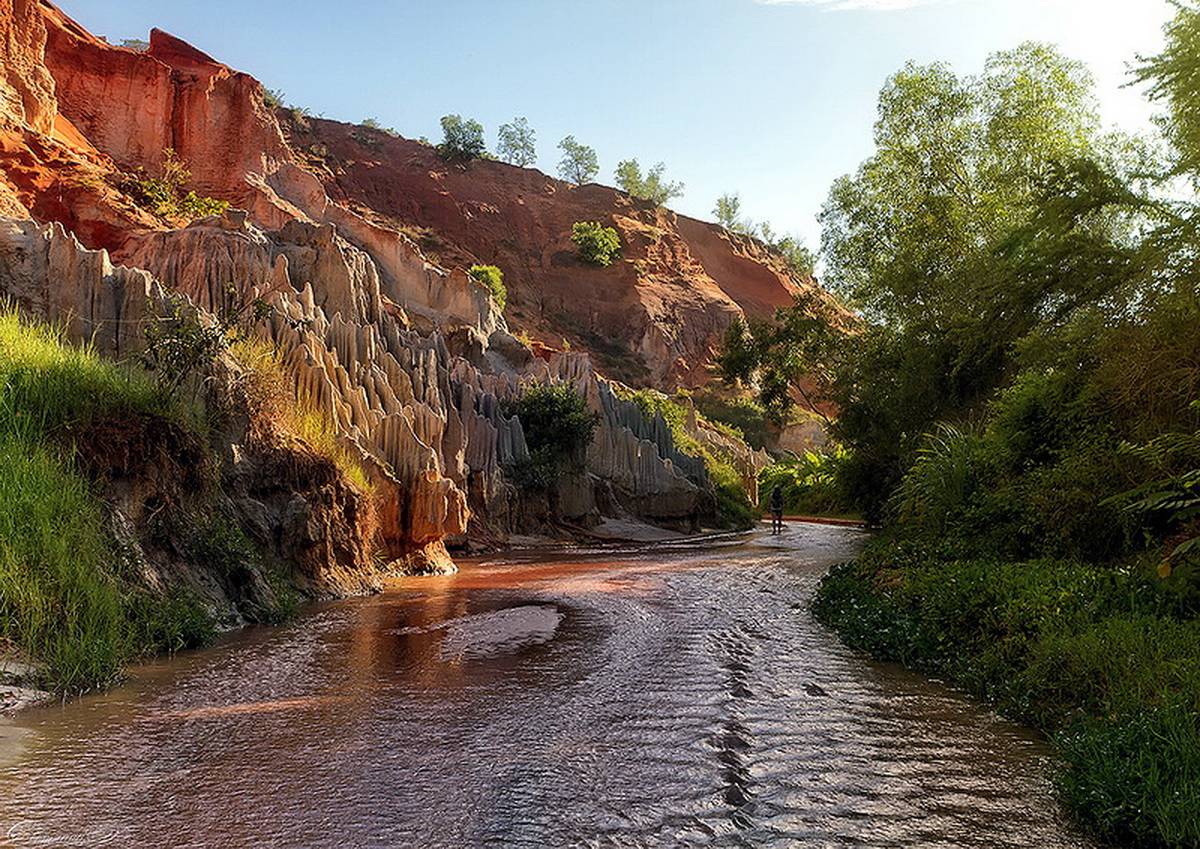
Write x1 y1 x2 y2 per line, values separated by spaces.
292 118 819 386
11 0 837 391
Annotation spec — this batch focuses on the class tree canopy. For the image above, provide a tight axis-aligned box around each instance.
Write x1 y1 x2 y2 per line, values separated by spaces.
557 136 599 184
497 117 536 167
438 114 487 161
614 159 684 205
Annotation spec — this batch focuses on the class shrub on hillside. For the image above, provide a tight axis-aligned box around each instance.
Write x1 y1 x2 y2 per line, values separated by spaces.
571 221 621 267
128 148 228 223
260 87 284 109
691 391 775 451
503 382 598 491
438 114 487 162
614 159 684 205
468 264 507 312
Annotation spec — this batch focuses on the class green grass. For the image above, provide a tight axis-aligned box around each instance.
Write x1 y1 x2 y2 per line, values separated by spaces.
814 542 1200 848
0 437 126 688
0 310 214 692
0 309 202 438
228 338 372 493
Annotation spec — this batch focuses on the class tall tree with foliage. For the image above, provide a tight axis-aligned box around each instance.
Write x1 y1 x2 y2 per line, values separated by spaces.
557 136 599 184
813 42 1137 512
716 290 842 428
497 117 536 167
1135 1 1200 180
614 159 684 205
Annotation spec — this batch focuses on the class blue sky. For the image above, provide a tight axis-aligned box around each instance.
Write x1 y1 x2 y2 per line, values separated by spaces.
66 0 1171 251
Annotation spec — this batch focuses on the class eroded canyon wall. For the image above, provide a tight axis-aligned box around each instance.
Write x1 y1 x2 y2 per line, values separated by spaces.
0 2 790 600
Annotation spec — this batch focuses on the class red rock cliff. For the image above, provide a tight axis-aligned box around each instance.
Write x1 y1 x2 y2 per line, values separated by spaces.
20 0 839 391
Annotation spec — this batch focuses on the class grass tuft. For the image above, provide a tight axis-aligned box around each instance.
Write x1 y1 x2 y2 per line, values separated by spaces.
229 338 372 493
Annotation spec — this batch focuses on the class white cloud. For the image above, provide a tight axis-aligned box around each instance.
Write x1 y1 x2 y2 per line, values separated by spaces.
755 0 955 10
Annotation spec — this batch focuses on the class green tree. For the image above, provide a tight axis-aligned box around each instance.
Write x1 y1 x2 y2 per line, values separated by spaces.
714 193 747 231
497 117 537 167
772 236 816 277
1135 0 1200 178
716 44 1142 520
468 264 506 312
715 290 841 428
557 136 599 184
571 221 621 266
614 159 684 205
438 114 487 162
503 383 599 490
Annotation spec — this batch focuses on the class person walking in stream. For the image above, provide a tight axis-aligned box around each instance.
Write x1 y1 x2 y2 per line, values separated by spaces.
769 485 784 535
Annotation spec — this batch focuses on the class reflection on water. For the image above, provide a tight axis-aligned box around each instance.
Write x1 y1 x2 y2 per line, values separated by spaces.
0 524 1094 848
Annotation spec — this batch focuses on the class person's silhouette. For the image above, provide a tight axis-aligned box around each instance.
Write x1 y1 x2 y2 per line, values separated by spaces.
769 485 784 535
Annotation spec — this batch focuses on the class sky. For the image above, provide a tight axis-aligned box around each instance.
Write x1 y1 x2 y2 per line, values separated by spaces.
64 0 1173 252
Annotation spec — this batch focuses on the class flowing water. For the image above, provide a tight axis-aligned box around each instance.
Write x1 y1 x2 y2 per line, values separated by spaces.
0 523 1094 848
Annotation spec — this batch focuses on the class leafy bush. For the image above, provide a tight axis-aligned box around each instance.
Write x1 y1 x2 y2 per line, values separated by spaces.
140 285 277 402
709 458 758 531
125 587 214 656
504 382 598 491
129 148 228 222
614 159 684 205
182 512 260 580
438 114 486 162
692 393 772 450
814 548 1200 848
890 424 992 533
1106 406 1200 572
261 87 284 108
468 264 507 312
571 221 621 267
770 235 816 278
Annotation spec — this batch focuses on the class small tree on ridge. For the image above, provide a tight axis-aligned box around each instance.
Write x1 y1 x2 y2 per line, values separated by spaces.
558 136 599 184
438 114 487 162
497 117 537 167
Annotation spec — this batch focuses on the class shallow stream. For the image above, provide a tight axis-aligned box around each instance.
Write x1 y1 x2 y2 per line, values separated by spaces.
0 523 1093 847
